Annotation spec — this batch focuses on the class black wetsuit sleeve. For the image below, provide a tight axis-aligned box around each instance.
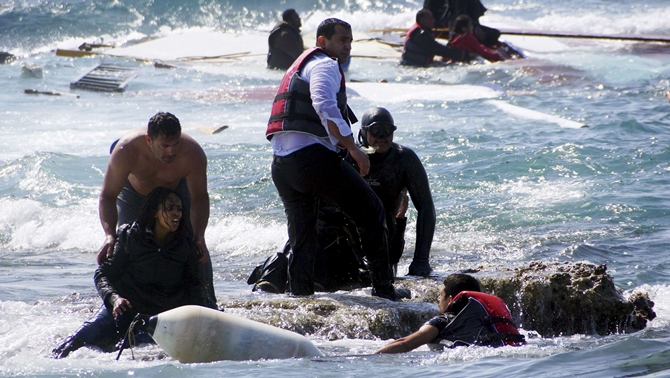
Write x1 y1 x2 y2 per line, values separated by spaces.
427 314 449 329
411 29 465 61
404 150 436 263
94 226 130 311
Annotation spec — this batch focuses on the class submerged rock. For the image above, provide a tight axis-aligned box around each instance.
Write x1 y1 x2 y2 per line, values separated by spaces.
223 261 655 340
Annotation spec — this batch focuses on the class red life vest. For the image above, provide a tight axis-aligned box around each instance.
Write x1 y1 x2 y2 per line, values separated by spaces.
266 47 354 141
446 291 525 346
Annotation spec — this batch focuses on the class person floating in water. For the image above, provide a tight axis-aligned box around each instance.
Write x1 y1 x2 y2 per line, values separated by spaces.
401 9 468 67
267 9 305 70
52 187 216 359
449 15 505 62
374 273 525 354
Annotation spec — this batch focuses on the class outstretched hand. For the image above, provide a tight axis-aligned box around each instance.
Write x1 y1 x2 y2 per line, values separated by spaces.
96 235 116 265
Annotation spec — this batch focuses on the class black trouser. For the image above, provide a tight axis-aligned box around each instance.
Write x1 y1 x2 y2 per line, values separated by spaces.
73 306 153 351
272 144 393 295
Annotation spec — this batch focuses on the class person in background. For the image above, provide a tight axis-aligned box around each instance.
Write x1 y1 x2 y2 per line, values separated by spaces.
401 9 467 67
423 0 449 28
267 18 410 301
97 112 215 306
267 9 305 70
52 187 216 358
445 0 501 48
374 273 525 354
449 15 504 62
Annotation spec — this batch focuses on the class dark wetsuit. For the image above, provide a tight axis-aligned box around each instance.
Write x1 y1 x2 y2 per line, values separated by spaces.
267 21 304 70
359 144 436 272
401 25 466 66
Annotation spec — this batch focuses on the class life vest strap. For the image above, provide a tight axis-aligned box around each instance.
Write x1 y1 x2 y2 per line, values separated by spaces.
482 315 518 327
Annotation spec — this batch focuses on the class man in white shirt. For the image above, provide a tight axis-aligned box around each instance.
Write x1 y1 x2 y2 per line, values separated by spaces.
266 18 409 301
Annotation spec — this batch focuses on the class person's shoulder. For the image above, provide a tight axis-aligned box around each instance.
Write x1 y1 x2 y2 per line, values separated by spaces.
393 143 420 159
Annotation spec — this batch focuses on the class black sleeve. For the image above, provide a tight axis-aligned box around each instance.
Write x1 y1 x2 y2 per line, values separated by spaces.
412 29 465 61
94 225 131 311
404 150 436 263
426 313 454 332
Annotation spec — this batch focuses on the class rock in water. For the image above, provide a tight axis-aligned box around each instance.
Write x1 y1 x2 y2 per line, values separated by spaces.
224 261 654 341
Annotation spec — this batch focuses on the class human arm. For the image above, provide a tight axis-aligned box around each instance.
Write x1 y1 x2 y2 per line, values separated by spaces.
374 324 439 354
452 33 502 62
405 151 436 276
185 143 211 264
412 29 467 61
307 57 370 175
97 145 133 264
95 225 131 314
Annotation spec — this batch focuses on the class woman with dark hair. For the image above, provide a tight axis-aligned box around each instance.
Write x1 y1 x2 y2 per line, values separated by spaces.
449 15 504 62
53 187 216 359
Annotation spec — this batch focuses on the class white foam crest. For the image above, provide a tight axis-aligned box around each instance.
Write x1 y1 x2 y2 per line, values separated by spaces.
207 214 287 258
630 284 670 329
0 198 102 253
486 6 670 36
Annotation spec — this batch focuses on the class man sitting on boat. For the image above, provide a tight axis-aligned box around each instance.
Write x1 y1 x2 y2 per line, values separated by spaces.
267 9 305 70
374 273 525 354
401 8 468 67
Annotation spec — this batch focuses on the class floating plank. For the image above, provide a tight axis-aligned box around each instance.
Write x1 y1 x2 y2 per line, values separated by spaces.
347 82 504 103
488 100 588 129
70 63 138 92
498 29 670 44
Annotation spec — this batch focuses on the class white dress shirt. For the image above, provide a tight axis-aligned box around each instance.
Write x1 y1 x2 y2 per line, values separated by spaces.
271 53 352 156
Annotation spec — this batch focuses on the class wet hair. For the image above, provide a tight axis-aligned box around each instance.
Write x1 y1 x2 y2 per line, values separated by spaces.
453 15 473 35
282 9 297 22
316 18 351 40
136 186 184 233
147 112 181 140
416 8 433 24
443 273 482 298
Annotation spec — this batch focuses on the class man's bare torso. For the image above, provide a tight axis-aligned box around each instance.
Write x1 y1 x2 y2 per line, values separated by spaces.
113 129 202 196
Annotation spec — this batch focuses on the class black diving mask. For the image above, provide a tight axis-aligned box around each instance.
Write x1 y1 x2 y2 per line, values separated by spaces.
365 122 397 138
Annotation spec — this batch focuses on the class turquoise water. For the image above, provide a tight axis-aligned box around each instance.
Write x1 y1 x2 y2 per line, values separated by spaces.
2 0 670 376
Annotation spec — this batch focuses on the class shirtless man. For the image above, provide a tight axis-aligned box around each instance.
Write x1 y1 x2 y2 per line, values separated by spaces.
97 112 215 302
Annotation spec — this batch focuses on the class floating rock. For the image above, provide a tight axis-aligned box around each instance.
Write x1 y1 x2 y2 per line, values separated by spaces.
222 261 654 340
0 52 16 64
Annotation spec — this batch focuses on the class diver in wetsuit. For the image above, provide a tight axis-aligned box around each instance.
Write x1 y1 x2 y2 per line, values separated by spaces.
354 107 436 277
248 107 436 292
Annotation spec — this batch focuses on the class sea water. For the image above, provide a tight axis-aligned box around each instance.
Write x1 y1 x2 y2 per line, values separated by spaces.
1 0 670 376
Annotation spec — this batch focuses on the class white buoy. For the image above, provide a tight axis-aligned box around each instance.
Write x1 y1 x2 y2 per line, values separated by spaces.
144 305 324 363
